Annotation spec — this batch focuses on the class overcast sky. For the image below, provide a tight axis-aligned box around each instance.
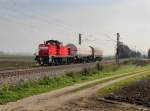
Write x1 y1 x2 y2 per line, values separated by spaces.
0 0 150 55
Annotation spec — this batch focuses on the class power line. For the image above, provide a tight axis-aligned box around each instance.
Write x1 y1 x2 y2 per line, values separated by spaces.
0 2 124 49
0 2 118 42
10 0 77 33
0 6 112 46
0 5 78 36
104 34 117 43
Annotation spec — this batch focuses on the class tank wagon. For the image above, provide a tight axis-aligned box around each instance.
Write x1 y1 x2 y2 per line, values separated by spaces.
35 40 103 65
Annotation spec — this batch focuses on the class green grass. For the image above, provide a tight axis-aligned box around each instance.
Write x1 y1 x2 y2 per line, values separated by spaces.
0 64 150 104
103 55 115 60
98 71 150 97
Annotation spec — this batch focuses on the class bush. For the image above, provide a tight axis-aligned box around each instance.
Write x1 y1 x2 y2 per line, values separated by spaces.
39 76 52 85
112 65 119 71
1 83 10 92
81 68 90 76
66 72 75 77
0 88 3 95
102 64 119 72
96 62 103 71
132 60 150 66
122 60 132 65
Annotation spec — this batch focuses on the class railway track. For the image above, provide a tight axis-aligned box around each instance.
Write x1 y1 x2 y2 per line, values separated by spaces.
0 60 116 74
0 59 121 84
0 62 100 84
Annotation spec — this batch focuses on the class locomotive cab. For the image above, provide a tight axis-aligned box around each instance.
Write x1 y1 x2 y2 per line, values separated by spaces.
35 40 71 65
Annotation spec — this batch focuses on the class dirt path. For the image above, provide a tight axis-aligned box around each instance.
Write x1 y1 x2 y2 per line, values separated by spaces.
0 70 149 111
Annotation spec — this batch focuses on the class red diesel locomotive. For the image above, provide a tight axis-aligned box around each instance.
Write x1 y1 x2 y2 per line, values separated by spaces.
35 40 103 65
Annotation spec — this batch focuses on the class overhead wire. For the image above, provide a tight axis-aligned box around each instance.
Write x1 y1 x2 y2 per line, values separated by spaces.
0 1 106 40
0 1 120 47
104 33 117 43
0 1 79 36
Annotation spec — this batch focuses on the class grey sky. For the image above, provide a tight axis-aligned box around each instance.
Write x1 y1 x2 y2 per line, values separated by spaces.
0 0 150 55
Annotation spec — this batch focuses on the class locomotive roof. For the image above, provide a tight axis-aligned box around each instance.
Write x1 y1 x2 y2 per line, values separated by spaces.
46 40 62 44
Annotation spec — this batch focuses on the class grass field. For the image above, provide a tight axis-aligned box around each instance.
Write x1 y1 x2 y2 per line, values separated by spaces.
0 54 34 60
0 64 150 104
0 55 37 71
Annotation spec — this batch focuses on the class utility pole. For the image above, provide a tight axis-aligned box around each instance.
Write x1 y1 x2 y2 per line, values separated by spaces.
135 45 137 59
79 33 82 45
116 33 120 65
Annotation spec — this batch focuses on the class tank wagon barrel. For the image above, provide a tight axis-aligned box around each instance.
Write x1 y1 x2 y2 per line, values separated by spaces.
66 44 93 57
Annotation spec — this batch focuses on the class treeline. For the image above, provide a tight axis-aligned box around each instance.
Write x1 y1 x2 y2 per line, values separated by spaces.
118 43 143 59
0 51 5 55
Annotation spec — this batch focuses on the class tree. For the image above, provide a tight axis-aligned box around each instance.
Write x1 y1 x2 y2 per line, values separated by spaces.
136 51 142 58
148 49 150 59
0 51 4 55
118 44 142 59
118 44 131 58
